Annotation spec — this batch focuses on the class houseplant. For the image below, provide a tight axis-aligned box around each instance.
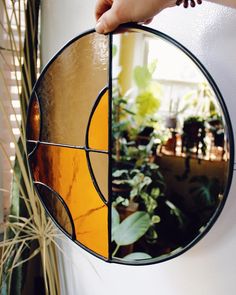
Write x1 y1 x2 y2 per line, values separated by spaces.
0 1 62 294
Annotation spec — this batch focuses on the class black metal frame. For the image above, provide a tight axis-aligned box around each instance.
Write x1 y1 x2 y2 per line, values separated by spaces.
25 24 235 266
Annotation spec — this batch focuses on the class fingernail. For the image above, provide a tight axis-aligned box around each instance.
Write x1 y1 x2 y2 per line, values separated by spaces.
95 21 104 34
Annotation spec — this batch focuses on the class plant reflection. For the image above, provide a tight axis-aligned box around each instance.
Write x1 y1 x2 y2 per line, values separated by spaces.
111 30 229 262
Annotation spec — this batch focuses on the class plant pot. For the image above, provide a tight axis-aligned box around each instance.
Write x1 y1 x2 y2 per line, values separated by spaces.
164 131 177 154
116 200 139 221
165 116 177 129
112 185 131 200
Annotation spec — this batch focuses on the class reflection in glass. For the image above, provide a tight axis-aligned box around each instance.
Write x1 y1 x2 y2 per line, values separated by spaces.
36 32 108 147
26 93 40 141
111 29 230 262
29 143 108 258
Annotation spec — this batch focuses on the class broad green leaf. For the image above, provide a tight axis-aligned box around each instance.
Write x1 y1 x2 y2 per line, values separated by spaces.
114 211 151 246
123 252 152 261
112 207 120 242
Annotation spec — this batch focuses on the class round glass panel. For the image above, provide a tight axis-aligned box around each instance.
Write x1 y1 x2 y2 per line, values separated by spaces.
26 24 234 265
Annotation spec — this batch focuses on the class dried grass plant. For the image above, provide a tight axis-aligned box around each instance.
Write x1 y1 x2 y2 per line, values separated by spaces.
0 1 62 294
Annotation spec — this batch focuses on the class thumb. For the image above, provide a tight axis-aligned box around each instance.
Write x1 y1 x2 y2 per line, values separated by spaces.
95 7 121 34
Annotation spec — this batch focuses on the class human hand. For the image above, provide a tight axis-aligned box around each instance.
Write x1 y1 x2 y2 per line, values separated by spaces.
95 0 176 34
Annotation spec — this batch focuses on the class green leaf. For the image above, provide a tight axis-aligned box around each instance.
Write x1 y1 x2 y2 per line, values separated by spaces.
134 66 152 89
112 179 129 185
112 44 117 57
136 91 160 117
151 188 160 198
114 211 151 246
148 59 158 75
112 207 120 242
123 252 152 261
130 188 138 199
112 170 128 178
151 215 161 224
142 176 152 188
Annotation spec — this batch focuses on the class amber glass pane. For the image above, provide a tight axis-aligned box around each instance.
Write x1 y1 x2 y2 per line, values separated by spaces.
29 143 108 258
36 33 108 147
88 152 108 202
35 183 74 237
26 93 40 141
88 89 108 151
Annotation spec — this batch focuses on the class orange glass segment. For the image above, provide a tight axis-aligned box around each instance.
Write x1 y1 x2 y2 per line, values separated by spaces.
29 144 108 258
27 93 40 141
88 89 109 151
88 152 108 202
35 183 74 236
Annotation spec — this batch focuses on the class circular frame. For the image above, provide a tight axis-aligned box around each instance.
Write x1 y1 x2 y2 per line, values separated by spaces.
26 23 234 266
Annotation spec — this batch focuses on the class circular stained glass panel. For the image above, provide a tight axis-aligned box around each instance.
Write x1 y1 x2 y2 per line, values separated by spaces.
26 24 234 265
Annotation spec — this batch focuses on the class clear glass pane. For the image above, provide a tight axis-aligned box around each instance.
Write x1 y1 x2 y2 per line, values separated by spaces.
111 28 231 263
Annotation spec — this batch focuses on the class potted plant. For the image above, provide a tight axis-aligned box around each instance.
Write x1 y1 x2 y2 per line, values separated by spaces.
182 116 207 156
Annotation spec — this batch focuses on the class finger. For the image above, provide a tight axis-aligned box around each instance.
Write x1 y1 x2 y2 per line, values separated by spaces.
144 17 153 25
95 0 112 21
95 5 121 34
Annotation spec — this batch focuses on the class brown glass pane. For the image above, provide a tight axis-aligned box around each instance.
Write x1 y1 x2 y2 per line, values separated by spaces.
111 28 231 263
88 89 108 151
88 152 108 202
35 183 74 237
29 143 108 258
36 33 108 147
27 93 40 141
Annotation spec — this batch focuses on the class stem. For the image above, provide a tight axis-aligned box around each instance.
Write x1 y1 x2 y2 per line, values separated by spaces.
112 244 120 257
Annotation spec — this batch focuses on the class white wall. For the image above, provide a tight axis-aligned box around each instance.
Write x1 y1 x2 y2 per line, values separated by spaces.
41 1 236 294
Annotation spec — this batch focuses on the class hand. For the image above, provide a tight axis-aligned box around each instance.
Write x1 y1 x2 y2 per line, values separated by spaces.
95 0 176 34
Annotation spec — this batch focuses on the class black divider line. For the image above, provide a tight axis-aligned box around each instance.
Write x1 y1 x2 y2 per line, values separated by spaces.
108 32 113 262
